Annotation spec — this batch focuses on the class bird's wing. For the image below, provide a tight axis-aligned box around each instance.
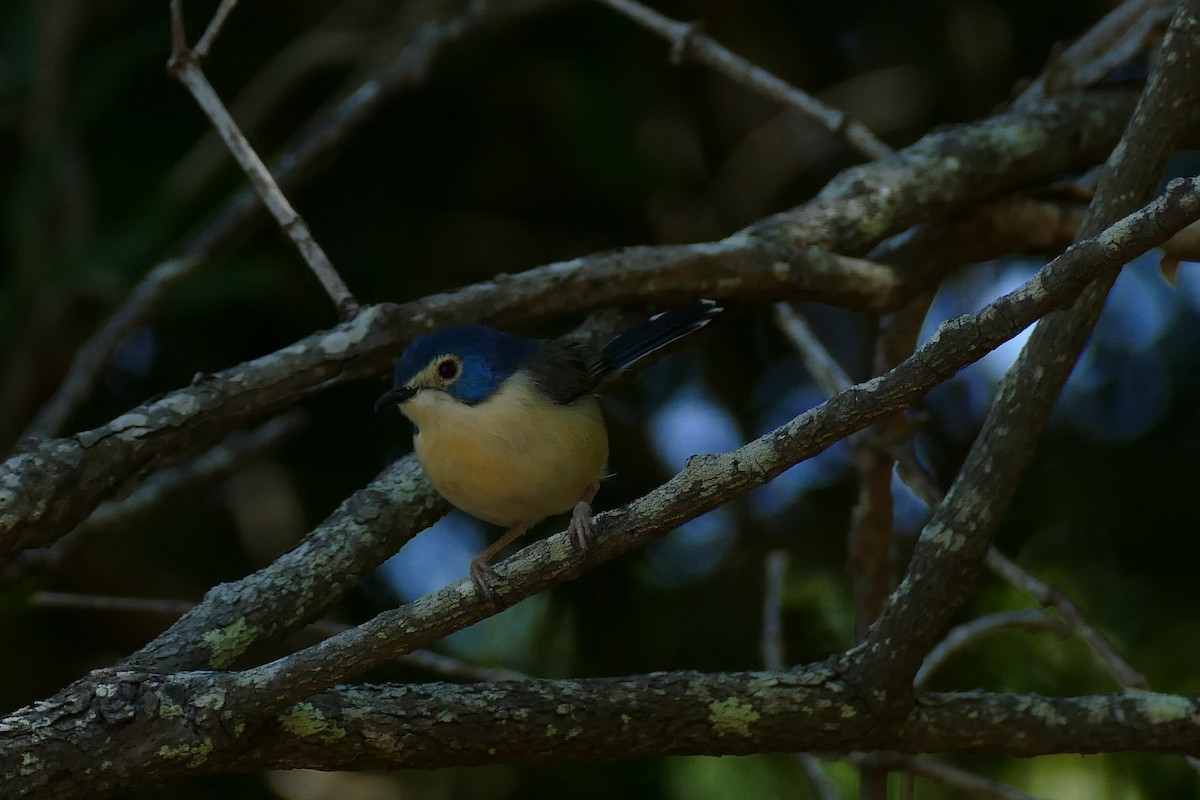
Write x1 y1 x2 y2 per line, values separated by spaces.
524 340 605 405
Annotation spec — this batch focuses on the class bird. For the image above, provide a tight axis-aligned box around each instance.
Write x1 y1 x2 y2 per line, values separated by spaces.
375 299 721 601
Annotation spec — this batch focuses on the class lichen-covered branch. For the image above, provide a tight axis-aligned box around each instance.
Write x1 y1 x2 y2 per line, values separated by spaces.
5 666 1199 799
125 453 447 672
227 677 1200 770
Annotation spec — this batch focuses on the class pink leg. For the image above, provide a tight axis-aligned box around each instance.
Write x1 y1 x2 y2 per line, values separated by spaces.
470 522 529 604
568 481 601 555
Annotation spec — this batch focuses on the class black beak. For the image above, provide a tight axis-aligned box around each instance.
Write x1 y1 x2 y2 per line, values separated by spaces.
375 384 417 412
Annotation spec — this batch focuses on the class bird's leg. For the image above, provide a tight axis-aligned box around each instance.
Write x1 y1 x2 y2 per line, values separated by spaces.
469 522 529 604
568 481 601 555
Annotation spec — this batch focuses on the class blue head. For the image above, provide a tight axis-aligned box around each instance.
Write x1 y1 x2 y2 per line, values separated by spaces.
375 325 539 411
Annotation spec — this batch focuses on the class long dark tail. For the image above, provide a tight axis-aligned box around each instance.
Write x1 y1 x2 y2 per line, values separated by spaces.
599 299 721 375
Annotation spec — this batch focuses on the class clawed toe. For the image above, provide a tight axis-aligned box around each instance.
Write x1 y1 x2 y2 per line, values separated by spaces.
469 559 504 606
568 501 595 555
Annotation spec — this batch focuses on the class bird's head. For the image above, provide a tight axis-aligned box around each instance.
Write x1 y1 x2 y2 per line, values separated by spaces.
375 325 538 413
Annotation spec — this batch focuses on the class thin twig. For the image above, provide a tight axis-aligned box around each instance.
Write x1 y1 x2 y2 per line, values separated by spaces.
18 2 506 443
893 450 1151 693
892 451 1151 690
593 0 893 161
793 755 841 800
860 753 1045 800
167 2 360 319
773 304 853 397
193 0 240 60
31 592 199 617
900 448 1200 772
2 411 306 587
760 549 789 671
20 257 197 443
1018 0 1174 103
984 550 1146 689
30 590 526 683
915 609 1067 687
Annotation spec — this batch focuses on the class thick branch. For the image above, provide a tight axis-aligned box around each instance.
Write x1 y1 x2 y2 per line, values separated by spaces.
228 678 1200 770
5 667 1199 798
125 453 448 671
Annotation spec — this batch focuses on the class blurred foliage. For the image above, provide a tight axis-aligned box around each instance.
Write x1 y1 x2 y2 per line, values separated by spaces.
1 0 1199 798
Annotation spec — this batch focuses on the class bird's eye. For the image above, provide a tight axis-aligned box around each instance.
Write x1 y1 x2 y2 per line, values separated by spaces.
437 359 459 380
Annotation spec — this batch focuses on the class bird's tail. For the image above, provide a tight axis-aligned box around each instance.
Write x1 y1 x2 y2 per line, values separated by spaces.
600 299 722 373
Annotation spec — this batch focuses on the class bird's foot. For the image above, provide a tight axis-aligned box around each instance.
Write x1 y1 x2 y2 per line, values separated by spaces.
469 558 504 606
568 500 595 555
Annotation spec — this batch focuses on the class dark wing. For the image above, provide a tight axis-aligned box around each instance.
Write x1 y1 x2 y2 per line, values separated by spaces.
599 299 720 372
525 340 607 405
529 300 721 404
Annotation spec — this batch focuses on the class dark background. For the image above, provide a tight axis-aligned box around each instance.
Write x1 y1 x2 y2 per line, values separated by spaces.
2 0 1198 797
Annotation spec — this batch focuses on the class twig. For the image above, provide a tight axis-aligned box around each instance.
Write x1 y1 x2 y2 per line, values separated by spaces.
983 551 1146 689
20 3 505 444
32 590 525 683
760 549 789 671
915 609 1067 687
859 753 1045 800
30 592 198 617
20 257 198 442
848 292 935 656
793 755 841 800
1018 0 1175 103
894 447 1165 696
894 443 1152 691
167 0 360 320
772 304 853 397
192 0 240 60
759 550 840 800
2 411 307 587
593 0 894 161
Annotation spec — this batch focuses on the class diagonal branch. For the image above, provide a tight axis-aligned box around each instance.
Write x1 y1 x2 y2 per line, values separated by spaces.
167 0 359 319
592 0 893 160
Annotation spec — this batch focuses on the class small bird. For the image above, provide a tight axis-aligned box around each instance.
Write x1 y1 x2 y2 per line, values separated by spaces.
375 299 721 601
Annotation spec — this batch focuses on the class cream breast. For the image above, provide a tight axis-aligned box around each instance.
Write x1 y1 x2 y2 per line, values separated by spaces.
403 372 609 527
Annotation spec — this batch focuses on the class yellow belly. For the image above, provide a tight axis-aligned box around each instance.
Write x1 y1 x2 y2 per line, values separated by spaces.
405 375 608 527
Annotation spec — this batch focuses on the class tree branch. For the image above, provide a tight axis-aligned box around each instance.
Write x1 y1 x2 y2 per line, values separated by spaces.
167 0 360 319
593 0 894 160
0 89 1153 564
